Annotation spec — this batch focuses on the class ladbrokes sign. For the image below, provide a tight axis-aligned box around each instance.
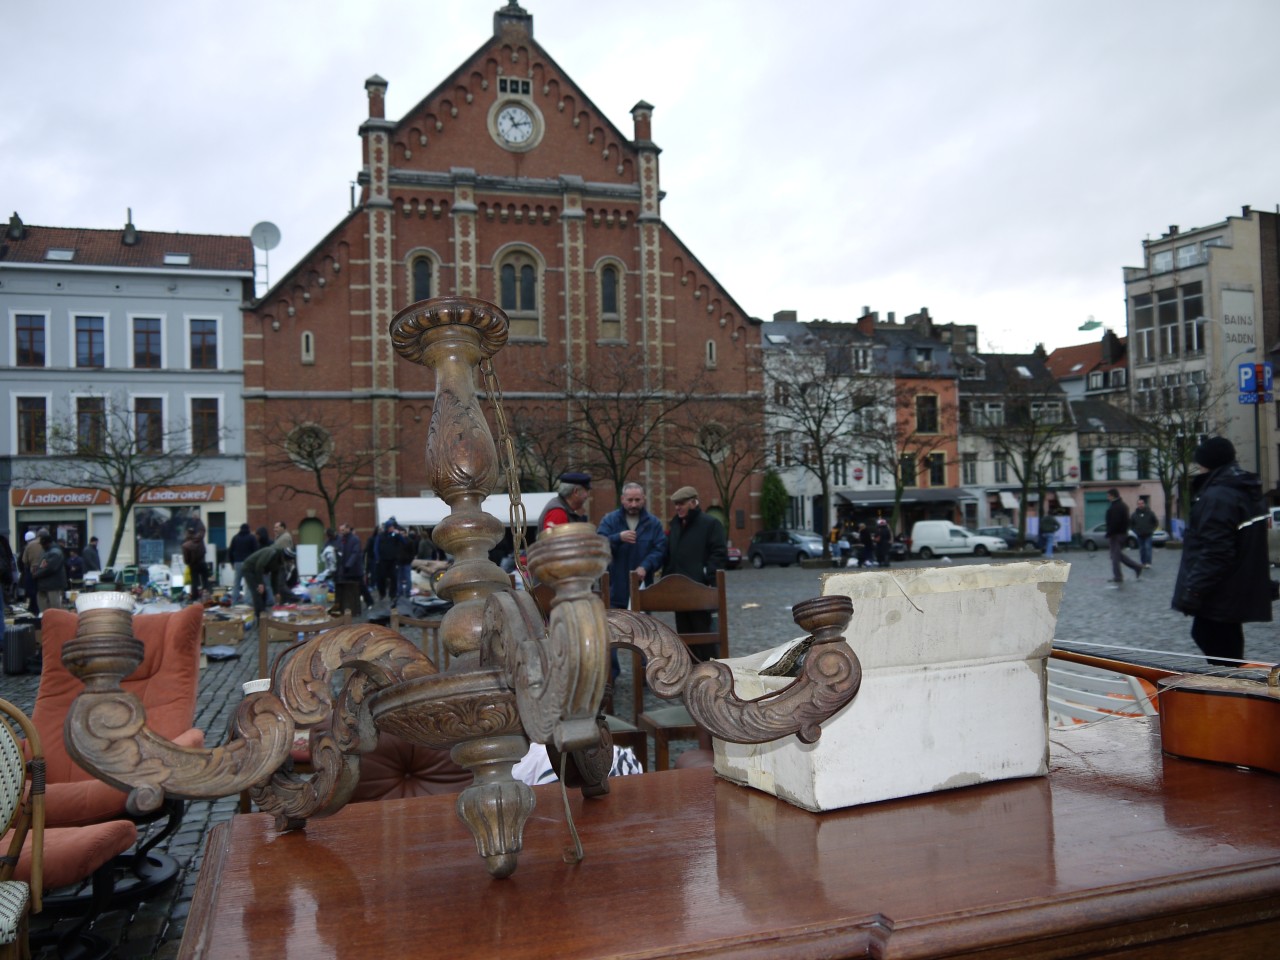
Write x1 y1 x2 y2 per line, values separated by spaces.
12 485 225 507
11 488 113 507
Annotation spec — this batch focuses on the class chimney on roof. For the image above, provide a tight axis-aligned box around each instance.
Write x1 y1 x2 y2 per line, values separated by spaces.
122 208 138 246
365 74 388 120
1168 225 1179 236
887 311 895 323
5 212 23 241
631 101 654 143
1242 205 1252 218
856 309 875 336
1033 343 1047 360
494 0 533 41
1100 329 1123 364
773 310 797 323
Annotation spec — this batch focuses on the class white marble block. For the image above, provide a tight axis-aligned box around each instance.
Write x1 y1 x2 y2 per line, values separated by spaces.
714 561 1069 812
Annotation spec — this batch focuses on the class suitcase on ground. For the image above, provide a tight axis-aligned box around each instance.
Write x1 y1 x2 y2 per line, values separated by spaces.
4 623 35 675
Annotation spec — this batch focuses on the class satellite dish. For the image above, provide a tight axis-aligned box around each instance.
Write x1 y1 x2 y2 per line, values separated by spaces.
250 221 281 251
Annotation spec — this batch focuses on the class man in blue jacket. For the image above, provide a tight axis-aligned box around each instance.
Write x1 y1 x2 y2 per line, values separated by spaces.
598 482 667 611
597 482 667 700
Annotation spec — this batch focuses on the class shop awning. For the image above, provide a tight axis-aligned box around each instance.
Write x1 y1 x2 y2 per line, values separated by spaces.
1054 493 1077 508
836 487 978 507
998 491 1019 510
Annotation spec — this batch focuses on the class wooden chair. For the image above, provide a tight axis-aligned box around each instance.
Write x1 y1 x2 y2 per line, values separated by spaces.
0 697 41 960
629 570 728 770
531 576 648 771
1046 660 1158 728
259 610 351 679
0 696 139 960
389 611 448 669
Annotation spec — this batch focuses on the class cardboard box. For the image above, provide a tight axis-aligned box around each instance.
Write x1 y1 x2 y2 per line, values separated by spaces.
204 619 245 646
713 561 1068 812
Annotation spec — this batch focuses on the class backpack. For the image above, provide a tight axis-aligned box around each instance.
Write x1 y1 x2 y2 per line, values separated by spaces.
1041 516 1060 534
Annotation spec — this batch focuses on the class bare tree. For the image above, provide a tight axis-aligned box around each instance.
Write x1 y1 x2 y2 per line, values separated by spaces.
965 357 1076 545
260 414 379 533
1128 374 1230 529
855 381 958 533
507 405 574 492
765 341 884 558
15 396 215 569
547 348 705 500
670 401 770 522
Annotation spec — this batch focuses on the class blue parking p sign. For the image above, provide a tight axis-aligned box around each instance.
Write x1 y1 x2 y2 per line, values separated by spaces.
1239 362 1274 404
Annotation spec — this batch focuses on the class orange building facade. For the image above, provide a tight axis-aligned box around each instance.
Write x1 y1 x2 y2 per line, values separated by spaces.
244 3 761 539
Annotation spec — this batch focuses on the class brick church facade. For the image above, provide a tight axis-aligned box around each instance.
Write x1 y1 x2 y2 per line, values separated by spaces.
245 2 762 539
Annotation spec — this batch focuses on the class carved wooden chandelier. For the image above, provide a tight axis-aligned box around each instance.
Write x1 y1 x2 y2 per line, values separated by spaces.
62 297 864 878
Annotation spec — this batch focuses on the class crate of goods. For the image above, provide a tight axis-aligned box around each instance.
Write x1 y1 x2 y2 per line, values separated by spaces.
714 560 1069 812
204 617 245 646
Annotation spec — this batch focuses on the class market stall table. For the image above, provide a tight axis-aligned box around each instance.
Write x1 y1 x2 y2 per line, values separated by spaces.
181 718 1280 959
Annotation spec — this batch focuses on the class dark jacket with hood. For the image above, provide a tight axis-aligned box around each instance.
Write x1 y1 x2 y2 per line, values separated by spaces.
1172 464 1273 624
229 524 259 563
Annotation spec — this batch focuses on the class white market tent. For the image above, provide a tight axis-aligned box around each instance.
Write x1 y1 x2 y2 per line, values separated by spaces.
376 493 558 530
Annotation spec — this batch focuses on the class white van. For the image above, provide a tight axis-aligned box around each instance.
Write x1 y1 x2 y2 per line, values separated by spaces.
909 521 1008 559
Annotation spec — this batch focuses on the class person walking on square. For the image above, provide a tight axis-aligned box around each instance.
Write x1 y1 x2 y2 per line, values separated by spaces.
182 525 211 600
31 531 67 620
1130 495 1159 568
20 530 45 615
228 523 258 605
873 518 894 568
1105 488 1143 583
857 523 874 567
81 536 101 573
1039 509 1060 558
1171 437 1273 665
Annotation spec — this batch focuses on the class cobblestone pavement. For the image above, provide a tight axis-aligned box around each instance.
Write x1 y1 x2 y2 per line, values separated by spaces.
4 546 1275 957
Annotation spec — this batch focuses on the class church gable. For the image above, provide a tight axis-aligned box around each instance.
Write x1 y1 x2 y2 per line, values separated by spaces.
388 6 639 185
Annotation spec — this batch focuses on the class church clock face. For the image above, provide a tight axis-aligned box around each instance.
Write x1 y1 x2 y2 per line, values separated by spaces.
496 104 534 144
490 100 542 151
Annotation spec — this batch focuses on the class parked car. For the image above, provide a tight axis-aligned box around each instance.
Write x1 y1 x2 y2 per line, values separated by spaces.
977 525 1021 547
747 530 826 568
1080 523 1169 551
726 541 743 569
908 521 1007 559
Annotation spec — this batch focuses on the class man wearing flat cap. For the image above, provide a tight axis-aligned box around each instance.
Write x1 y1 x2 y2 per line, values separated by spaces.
663 486 727 657
1172 436 1273 664
538 472 592 531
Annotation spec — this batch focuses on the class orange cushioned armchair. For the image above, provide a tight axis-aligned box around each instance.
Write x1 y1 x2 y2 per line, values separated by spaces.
33 605 205 890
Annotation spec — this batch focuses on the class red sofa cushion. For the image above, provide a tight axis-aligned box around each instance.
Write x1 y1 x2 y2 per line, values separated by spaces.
33 605 205 826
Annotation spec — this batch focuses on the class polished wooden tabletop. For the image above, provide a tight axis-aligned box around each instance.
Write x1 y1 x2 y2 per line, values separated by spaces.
181 718 1280 959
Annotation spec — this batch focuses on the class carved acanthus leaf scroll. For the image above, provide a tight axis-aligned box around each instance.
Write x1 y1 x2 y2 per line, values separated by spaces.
606 595 861 747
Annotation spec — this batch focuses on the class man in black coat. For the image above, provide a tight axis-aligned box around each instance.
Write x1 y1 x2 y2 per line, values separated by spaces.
663 486 727 658
1104 488 1143 583
1172 437 1273 665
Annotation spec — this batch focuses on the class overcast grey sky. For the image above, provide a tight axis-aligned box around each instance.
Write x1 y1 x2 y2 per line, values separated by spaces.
7 0 1280 353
